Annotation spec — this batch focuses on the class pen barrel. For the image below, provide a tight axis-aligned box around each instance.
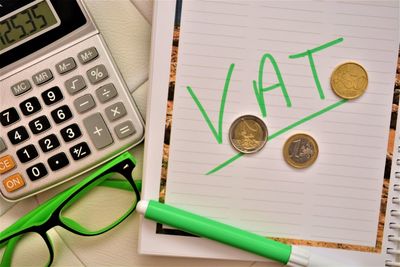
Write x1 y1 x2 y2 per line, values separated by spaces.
144 200 292 265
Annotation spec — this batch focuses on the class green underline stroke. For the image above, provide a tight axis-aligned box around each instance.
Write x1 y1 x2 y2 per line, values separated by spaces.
206 99 348 175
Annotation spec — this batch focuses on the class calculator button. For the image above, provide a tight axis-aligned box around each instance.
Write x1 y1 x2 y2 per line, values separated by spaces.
8 126 29 145
48 152 69 171
65 75 87 95
105 102 127 122
32 69 53 86
56 57 76 74
38 134 60 153
51 105 73 124
0 107 20 127
0 155 16 174
60 123 82 142
96 83 118 103
20 97 41 116
115 121 136 139
11 80 31 96
70 142 91 161
16 144 38 163
28 115 51 135
26 163 48 181
41 86 63 106
87 64 108 84
3 173 25 192
83 113 113 149
0 138 7 153
78 47 98 64
74 94 96 114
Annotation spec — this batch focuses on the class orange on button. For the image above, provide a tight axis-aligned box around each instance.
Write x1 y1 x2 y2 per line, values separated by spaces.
3 173 25 192
0 155 16 174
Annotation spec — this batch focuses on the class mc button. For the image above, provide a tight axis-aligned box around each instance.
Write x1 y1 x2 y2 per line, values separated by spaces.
0 155 16 174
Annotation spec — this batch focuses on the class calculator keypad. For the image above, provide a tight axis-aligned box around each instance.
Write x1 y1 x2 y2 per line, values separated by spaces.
20 97 42 116
29 116 51 135
38 134 60 153
51 105 73 124
0 138 6 153
8 126 29 145
26 163 48 181
60 124 82 143
41 87 64 106
0 108 20 127
0 37 144 201
48 152 69 171
16 145 38 163
70 142 91 161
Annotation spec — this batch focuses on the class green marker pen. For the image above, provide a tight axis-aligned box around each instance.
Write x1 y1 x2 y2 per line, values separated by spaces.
137 200 309 266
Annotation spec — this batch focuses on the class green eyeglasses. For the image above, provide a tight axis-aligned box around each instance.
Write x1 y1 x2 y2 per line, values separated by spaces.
0 152 141 267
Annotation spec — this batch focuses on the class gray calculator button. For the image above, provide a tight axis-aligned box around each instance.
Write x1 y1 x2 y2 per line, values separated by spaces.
87 64 108 84
115 121 136 139
105 102 126 122
32 69 53 86
78 47 99 64
96 83 118 103
65 75 86 95
83 113 113 149
11 80 31 96
74 94 96 114
56 57 76 74
0 138 7 153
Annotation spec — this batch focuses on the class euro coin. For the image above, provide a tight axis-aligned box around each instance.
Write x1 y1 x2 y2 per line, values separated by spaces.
229 115 268 154
283 133 318 169
330 62 368 99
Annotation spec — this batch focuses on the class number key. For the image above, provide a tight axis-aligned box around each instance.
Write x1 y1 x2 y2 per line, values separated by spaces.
0 107 20 127
51 105 72 124
8 126 29 145
38 134 60 153
26 163 48 181
41 87 63 106
60 123 81 142
28 115 51 135
20 97 41 116
16 144 38 163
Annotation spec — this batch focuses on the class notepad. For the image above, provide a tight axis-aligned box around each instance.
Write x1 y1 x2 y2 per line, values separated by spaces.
139 1 400 265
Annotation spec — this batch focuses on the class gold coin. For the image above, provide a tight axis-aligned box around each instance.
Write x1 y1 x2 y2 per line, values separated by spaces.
229 115 268 154
330 62 368 99
283 133 318 169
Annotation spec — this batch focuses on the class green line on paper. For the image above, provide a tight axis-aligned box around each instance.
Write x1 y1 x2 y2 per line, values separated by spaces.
206 99 348 175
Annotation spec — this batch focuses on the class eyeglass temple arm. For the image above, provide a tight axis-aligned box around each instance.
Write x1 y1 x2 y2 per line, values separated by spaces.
0 236 21 267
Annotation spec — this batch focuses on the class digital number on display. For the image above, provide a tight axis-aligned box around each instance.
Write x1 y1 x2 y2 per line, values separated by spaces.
0 0 60 54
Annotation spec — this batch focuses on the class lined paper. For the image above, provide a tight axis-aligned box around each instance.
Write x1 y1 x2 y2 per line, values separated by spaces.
164 1 399 247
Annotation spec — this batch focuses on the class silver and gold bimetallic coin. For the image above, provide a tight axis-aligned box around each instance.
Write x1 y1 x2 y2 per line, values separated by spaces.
330 62 368 100
283 133 318 169
229 115 268 154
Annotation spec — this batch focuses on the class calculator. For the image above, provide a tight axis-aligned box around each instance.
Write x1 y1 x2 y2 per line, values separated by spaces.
0 0 144 201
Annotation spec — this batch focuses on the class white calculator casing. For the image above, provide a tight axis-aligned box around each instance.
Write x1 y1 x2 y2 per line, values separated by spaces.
0 0 144 201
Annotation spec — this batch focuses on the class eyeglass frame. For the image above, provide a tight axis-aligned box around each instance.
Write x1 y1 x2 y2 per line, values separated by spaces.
0 152 141 267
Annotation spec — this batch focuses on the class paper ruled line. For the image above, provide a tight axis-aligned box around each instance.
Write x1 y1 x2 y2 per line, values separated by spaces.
206 99 347 175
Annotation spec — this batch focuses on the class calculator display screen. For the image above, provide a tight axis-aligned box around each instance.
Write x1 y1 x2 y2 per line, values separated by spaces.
0 0 61 54
0 0 87 69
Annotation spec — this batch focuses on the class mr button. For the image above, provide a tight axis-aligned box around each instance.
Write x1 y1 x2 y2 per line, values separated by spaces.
0 155 16 174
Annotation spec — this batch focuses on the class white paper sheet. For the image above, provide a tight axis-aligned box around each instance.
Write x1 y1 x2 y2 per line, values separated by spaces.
163 0 399 249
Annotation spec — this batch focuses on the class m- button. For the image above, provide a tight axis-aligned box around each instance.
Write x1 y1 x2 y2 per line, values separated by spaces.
0 155 16 174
